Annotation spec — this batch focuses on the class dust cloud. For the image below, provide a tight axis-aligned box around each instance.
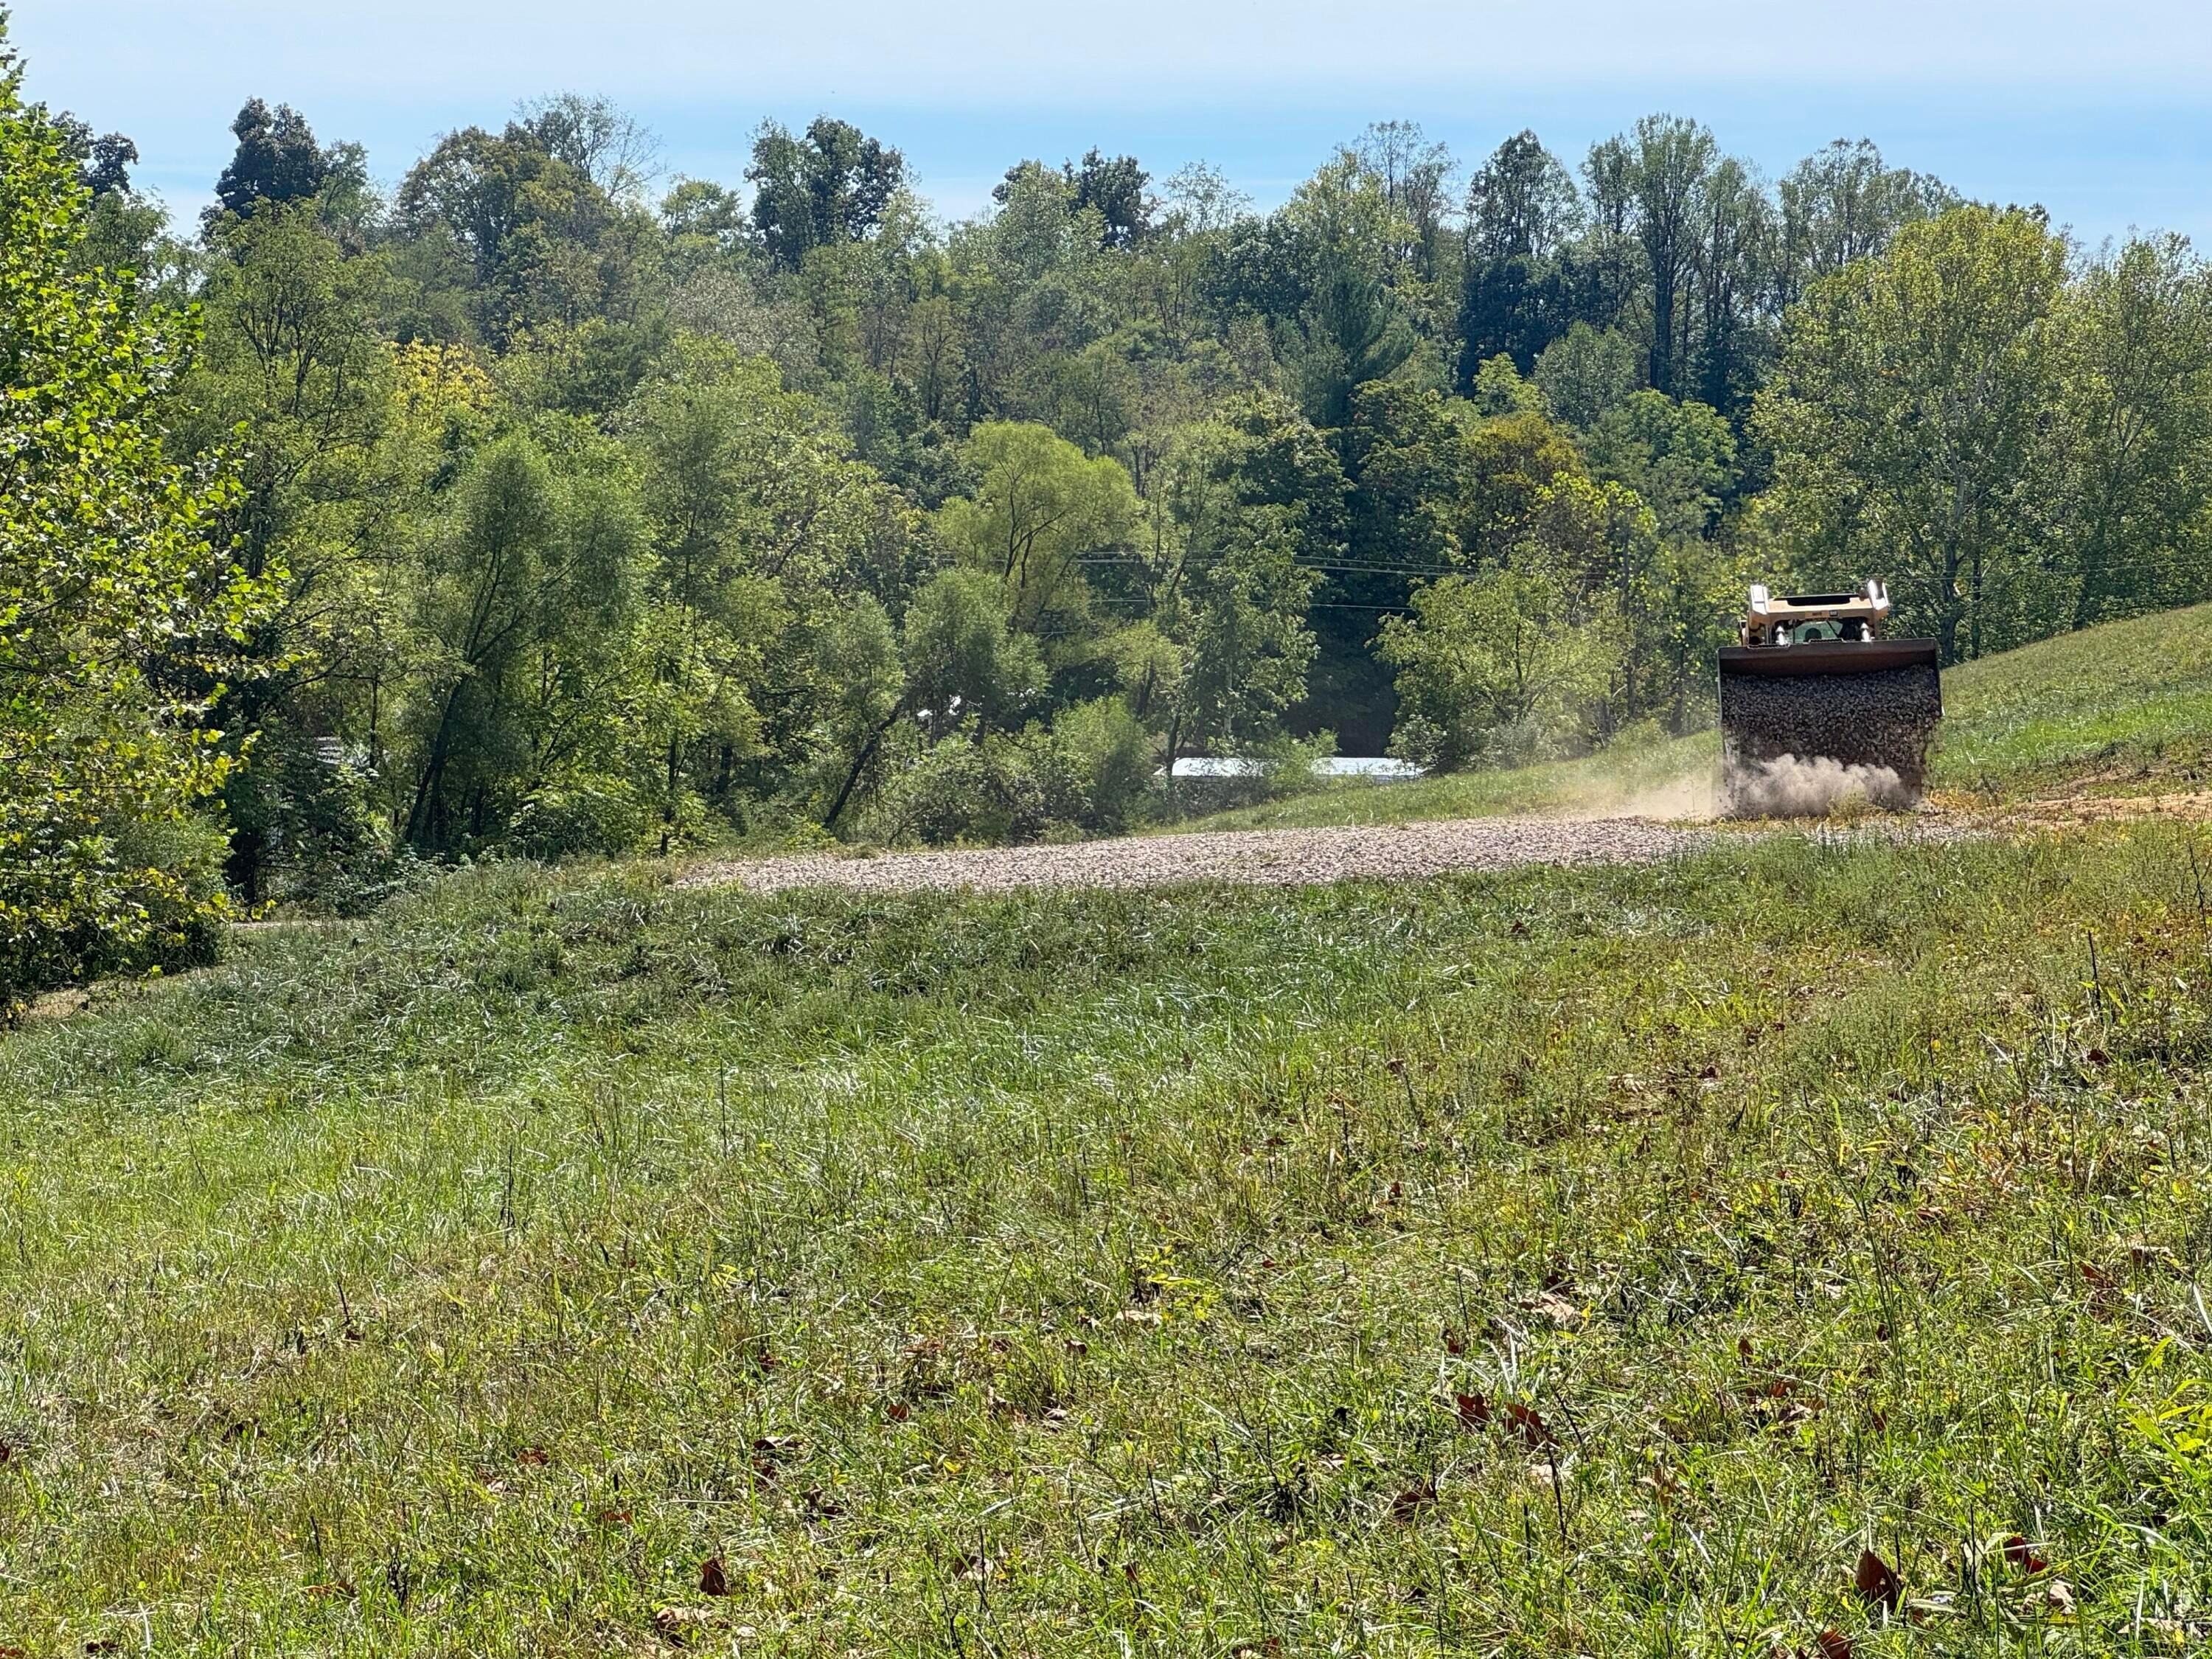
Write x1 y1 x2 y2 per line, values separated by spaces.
1722 754 1913 818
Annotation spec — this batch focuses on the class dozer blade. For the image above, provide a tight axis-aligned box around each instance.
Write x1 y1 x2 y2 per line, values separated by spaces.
1717 639 1942 813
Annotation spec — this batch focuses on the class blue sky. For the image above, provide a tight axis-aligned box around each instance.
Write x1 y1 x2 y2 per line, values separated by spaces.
14 0 2212 248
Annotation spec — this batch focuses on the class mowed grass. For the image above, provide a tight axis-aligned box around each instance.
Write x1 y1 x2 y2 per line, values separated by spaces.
1177 601 2212 832
7 828 2212 1652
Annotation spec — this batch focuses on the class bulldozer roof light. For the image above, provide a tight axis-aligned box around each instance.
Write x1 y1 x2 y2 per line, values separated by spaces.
1749 584 1770 613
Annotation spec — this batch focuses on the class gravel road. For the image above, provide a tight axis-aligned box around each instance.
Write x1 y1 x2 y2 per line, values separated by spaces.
683 816 1706 897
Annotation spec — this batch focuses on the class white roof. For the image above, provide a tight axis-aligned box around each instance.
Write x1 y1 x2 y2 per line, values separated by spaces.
1168 756 1426 781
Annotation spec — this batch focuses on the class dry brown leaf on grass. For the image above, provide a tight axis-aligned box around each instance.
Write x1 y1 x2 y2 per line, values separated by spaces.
1454 1392 1492 1429
2003 1534 2048 1573
1388 1481 1437 1521
1506 1402 1557 1450
698 1555 731 1596
653 1606 724 1643
1809 1630 1854 1659
1854 1547 1902 1612
2027 1579 2075 1617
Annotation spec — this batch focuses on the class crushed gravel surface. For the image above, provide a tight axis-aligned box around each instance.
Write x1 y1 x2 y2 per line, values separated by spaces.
682 816 1709 897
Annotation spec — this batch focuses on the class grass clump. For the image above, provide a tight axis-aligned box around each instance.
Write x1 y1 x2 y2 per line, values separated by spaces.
5 829 2212 1652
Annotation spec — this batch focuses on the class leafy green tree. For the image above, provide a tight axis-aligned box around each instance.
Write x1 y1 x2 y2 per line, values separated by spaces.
1585 389 1737 539
935 422 1139 642
1756 206 2073 660
397 120 657 345
178 201 407 895
210 99 333 223
1351 121 1454 278
1458 131 1583 378
902 566 1046 733
0 55 265 1006
749 117 905 271
813 595 904 828
1777 139 1955 305
515 94 659 200
1534 321 1641 428
1469 352 1550 417
1168 507 1321 757
1691 156 1777 411
1069 149 1151 248
1458 409 1587 566
1295 259 1416 427
1585 115 1719 397
630 350 921 824
2060 235 2212 625
399 436 641 849
1380 567 1616 767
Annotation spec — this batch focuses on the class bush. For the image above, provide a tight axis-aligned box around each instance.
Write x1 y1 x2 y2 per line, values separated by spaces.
1040 699 1154 832
874 700 1158 846
221 716 395 909
504 783 652 861
1 813 231 1017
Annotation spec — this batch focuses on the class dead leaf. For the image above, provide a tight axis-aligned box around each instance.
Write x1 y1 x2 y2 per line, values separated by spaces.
1854 1547 1902 1612
1455 1392 1493 1429
699 1555 731 1596
1811 1630 1854 1659
2003 1534 2047 1574
515 1444 549 1466
594 1506 632 1527
653 1606 723 1642
2034 1579 2075 1617
2087 1047 2111 1068
1388 1481 1437 1521
1506 1401 1557 1450
886 1401 910 1421
1519 1289 1584 1328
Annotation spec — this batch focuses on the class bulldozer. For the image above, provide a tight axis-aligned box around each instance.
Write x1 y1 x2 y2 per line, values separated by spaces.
1717 581 1942 813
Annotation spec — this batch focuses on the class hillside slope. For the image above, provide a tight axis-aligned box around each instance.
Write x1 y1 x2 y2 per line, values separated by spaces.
1178 602 2212 830
3 828 2209 1650
1933 599 2212 796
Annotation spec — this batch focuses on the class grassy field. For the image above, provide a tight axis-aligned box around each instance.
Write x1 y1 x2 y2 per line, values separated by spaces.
1178 602 2212 832
7 823 2212 1653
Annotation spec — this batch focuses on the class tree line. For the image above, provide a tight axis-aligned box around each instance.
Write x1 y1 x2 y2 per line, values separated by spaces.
10 19 2212 1002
